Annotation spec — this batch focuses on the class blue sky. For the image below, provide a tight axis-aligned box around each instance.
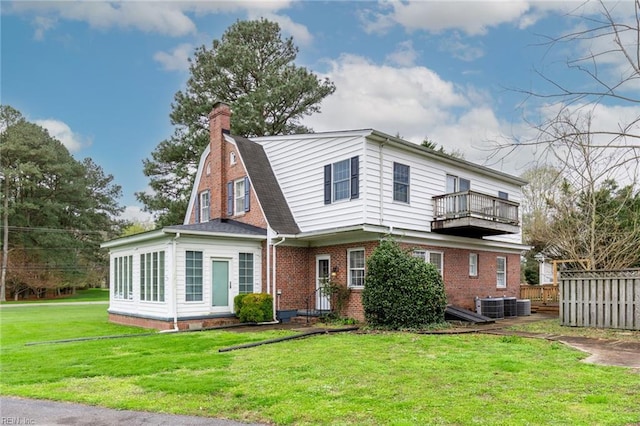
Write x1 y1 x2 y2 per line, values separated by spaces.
2 1 638 222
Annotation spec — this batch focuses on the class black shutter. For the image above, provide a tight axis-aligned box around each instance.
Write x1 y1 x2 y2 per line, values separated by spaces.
244 177 251 212
350 156 359 199
324 164 332 204
194 195 200 223
227 181 233 216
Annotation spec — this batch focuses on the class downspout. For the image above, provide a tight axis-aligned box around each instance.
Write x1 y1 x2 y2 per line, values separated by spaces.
170 232 181 332
266 228 272 297
379 139 387 226
272 237 286 321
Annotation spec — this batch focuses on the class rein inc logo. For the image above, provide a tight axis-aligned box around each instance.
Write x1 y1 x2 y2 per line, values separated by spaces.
1 418 35 425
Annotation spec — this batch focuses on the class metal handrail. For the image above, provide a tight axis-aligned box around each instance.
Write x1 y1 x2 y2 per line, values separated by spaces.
304 285 332 324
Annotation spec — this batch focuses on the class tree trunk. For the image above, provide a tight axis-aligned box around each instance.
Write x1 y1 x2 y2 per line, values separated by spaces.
1 175 8 302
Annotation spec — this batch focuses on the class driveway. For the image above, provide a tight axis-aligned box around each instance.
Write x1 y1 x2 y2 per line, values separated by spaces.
0 397 265 426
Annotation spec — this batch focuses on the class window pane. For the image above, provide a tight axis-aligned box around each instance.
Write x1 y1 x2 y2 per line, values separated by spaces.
235 180 245 213
469 253 478 276
428 252 443 275
200 191 210 222
393 162 410 202
496 257 506 288
333 159 350 201
239 253 254 294
186 251 203 301
348 249 365 287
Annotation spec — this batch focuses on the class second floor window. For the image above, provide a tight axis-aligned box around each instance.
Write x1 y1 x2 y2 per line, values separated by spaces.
200 191 210 222
393 162 410 203
324 156 359 204
227 177 250 216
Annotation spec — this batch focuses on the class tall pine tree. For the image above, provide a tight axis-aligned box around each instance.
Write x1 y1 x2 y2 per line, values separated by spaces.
137 19 336 226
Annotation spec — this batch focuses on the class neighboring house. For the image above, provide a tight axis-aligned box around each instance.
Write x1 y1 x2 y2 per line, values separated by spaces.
102 102 528 330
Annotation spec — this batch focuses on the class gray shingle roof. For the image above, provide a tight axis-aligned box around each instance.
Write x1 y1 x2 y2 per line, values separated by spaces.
165 218 267 236
232 135 301 235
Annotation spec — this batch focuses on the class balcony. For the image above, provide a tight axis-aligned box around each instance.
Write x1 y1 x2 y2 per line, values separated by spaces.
431 190 520 238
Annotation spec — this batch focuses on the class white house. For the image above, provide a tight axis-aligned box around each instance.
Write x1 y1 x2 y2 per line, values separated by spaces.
102 102 528 330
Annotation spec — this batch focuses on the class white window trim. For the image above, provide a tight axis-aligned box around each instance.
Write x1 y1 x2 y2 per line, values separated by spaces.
393 162 410 203
347 248 365 288
496 256 507 288
413 249 443 276
333 159 351 202
234 178 245 215
200 191 210 223
230 152 237 165
469 253 478 277
185 250 204 302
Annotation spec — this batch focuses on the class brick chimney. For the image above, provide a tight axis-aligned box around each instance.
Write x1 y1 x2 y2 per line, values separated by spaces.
209 102 231 219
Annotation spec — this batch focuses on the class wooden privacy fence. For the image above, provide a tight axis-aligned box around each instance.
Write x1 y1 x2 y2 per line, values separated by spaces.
559 269 640 330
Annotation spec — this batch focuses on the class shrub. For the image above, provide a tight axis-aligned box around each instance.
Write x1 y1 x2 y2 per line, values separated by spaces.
234 293 273 323
362 239 447 329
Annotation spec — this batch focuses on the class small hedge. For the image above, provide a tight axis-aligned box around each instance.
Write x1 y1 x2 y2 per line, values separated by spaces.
362 239 447 329
234 293 273 323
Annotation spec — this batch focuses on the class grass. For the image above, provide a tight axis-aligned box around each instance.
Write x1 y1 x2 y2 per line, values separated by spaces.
1 305 639 425
0 288 110 304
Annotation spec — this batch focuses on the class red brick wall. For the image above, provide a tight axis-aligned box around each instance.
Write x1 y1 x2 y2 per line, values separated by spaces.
109 313 240 331
187 103 267 229
272 239 521 320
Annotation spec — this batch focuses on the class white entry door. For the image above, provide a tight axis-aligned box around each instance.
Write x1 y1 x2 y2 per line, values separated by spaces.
316 255 331 311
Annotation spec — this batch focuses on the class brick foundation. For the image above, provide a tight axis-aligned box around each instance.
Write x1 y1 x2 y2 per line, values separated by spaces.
109 312 240 331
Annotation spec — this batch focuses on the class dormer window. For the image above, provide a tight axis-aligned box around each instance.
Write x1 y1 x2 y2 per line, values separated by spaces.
227 177 250 216
230 152 237 165
199 190 210 222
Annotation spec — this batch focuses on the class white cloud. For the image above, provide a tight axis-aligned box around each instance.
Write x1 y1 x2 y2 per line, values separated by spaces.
32 15 57 41
254 12 314 46
439 33 484 62
119 205 155 224
8 1 295 38
301 54 540 175
385 40 419 67
35 119 90 153
154 43 193 72
361 0 533 36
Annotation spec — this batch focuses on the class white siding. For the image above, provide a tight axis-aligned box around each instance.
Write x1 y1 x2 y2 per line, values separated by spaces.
173 236 262 318
108 235 262 320
256 132 368 232
108 238 173 320
256 130 524 244
363 139 523 242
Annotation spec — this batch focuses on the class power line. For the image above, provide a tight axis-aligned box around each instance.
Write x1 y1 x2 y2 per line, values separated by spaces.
5 226 106 235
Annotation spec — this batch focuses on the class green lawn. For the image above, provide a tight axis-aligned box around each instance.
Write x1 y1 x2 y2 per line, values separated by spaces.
1 305 639 425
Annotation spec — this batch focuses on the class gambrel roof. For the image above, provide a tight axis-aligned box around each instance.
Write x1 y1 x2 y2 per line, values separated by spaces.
232 135 300 235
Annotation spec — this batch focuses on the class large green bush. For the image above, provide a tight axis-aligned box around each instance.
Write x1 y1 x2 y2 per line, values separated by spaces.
362 239 447 329
234 293 273 323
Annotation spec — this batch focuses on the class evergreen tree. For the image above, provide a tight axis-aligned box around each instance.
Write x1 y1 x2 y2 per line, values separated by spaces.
0 106 124 300
137 19 336 226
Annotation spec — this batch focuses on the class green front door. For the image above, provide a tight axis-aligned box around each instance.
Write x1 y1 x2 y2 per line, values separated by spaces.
212 260 229 307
